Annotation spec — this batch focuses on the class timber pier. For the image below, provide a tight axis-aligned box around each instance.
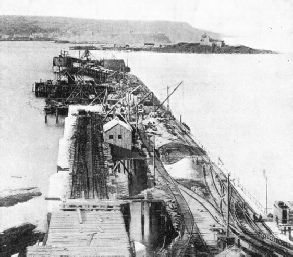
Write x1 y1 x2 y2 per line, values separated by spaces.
26 49 293 256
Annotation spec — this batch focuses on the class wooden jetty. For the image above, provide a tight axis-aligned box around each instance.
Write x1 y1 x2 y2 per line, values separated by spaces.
27 107 136 256
29 50 293 256
27 209 133 256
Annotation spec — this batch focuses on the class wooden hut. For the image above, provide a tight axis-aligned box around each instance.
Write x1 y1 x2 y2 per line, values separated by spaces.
274 201 293 225
103 118 132 150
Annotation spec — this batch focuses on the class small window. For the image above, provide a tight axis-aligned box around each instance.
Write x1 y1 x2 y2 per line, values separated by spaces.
118 135 122 139
109 135 114 139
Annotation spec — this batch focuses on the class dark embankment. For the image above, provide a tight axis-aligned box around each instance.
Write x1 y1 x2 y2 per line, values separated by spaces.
153 42 276 54
0 187 42 207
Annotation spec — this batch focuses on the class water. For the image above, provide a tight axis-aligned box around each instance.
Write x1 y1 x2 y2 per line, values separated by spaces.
93 50 293 208
0 42 292 224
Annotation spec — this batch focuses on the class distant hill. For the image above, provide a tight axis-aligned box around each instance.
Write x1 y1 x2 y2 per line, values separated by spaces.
0 15 221 44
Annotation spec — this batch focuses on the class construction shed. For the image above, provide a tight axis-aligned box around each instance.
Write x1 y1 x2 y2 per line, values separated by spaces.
103 118 132 150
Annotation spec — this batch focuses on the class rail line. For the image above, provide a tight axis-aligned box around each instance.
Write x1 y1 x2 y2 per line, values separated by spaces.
167 117 293 255
211 163 293 255
138 127 211 256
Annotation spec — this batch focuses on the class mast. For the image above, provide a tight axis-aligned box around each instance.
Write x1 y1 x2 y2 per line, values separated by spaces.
167 85 169 112
263 169 267 214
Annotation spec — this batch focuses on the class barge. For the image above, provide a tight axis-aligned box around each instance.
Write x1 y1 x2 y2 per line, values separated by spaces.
27 50 293 256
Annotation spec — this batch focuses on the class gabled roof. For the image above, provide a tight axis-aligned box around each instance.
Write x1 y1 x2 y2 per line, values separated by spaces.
103 118 132 132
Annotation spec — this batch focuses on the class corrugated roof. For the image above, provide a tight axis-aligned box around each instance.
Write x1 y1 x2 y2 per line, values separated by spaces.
103 118 132 132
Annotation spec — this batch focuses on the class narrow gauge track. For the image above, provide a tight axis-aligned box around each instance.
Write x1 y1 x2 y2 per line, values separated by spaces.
202 163 227 223
138 128 211 256
200 161 279 255
168 119 293 255
210 163 293 256
177 179 224 226
70 113 108 199
177 180 273 256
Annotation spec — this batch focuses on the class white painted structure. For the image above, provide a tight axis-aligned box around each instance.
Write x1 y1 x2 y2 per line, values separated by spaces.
103 118 132 150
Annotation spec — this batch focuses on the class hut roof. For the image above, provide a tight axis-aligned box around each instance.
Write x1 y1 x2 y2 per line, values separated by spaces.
103 118 132 132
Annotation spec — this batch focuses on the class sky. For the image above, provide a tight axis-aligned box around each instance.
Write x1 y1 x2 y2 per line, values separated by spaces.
0 0 293 52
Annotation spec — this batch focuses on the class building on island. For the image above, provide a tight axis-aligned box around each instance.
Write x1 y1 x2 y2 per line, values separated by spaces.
200 33 225 47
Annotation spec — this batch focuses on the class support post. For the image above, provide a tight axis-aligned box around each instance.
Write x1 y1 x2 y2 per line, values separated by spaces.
153 135 155 181
45 114 47 123
149 203 152 233
141 201 144 236
136 105 138 130
265 175 268 214
226 173 230 240
56 108 59 123
167 86 169 112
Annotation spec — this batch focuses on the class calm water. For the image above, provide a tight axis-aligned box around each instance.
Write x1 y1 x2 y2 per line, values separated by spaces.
93 49 293 208
0 42 292 219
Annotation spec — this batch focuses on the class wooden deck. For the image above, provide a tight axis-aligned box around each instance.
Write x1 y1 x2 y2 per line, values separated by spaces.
27 209 132 256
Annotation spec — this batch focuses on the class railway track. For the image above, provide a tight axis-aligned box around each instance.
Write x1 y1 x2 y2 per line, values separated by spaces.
138 127 211 256
166 118 293 255
209 162 293 255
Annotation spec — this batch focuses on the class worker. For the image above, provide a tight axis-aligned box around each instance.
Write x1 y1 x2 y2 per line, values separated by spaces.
276 216 279 225
253 213 257 221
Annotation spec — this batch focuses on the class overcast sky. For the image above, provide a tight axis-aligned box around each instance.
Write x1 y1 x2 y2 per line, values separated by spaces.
0 0 293 52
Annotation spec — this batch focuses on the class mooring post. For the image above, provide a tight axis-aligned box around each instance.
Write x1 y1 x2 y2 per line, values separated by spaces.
141 201 144 236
